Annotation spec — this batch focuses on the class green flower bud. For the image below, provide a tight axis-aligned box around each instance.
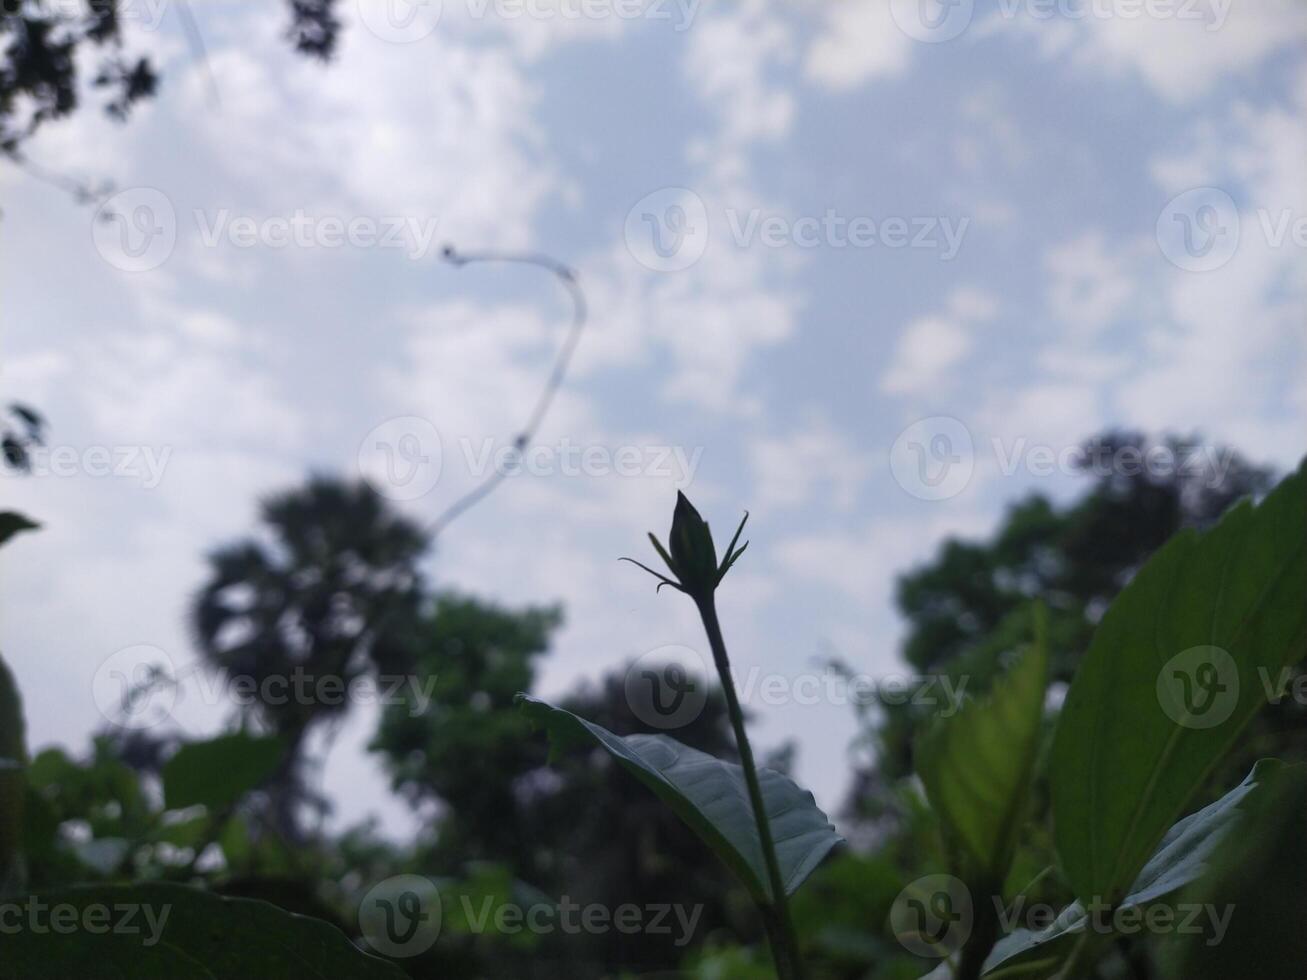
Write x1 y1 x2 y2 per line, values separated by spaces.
622 492 749 602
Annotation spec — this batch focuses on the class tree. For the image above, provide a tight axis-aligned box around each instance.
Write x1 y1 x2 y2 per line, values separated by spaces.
1 402 43 471
371 592 562 870
1 1 342 154
372 634 759 976
848 432 1275 813
190 475 427 839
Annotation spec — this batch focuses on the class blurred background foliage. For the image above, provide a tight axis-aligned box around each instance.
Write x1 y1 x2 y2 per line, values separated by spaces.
10 429 1301 978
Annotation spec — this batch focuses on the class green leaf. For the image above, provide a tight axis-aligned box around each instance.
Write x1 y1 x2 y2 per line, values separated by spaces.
977 761 1287 978
162 733 283 812
917 608 1048 884
1051 460 1307 905
1168 761 1307 980
0 512 38 550
0 882 406 979
0 653 27 893
516 694 842 902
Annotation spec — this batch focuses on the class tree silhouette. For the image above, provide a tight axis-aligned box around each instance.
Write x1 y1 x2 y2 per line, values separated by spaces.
1 1 342 154
846 432 1276 823
372 653 755 977
190 475 427 839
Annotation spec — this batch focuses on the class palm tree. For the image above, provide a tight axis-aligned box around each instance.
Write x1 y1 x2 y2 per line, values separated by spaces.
190 475 428 840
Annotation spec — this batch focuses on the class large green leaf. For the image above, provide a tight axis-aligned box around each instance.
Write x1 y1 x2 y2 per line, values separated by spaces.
917 610 1047 884
162 732 283 812
1051 461 1307 905
0 652 26 893
1168 762 1307 979
516 694 842 902
0 882 405 979
972 761 1287 978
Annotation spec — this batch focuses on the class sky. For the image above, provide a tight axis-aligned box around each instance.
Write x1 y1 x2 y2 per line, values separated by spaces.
1 0 1304 839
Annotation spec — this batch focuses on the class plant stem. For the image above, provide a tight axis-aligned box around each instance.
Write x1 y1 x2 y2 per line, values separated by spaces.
956 881 1000 980
695 595 804 980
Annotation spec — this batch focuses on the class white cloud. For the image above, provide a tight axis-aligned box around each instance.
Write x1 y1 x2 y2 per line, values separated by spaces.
686 0 798 183
1116 71 1307 463
954 84 1030 173
977 380 1103 459
880 316 972 396
775 507 991 612
749 418 872 512
1045 233 1135 335
986 0 1305 103
803 2 914 90
880 287 997 397
180 8 557 248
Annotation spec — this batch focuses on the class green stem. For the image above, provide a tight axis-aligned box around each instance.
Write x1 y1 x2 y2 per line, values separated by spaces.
695 595 804 980
956 881 1000 980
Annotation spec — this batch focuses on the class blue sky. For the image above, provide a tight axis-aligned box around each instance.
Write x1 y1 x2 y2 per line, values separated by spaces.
2 0 1304 837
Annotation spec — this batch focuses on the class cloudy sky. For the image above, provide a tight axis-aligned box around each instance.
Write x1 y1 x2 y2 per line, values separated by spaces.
2 0 1304 837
